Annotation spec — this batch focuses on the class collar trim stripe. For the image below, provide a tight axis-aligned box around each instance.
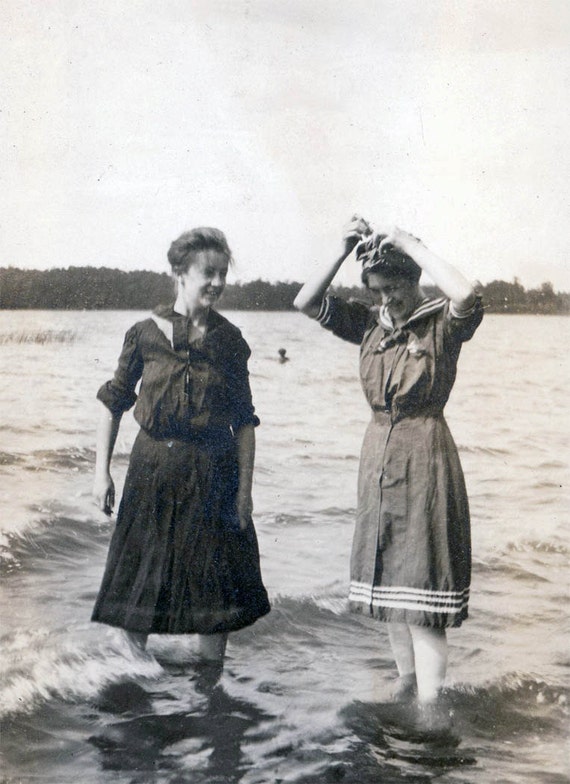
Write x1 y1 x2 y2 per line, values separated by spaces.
151 314 174 348
379 296 447 329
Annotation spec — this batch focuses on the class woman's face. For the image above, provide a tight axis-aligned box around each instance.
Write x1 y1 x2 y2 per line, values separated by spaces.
177 249 229 313
366 271 421 325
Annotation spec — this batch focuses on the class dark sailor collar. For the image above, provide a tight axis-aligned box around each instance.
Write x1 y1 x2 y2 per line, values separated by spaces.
378 296 447 331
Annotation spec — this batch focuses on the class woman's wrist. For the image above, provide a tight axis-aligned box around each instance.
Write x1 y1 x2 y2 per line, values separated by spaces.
397 231 424 258
94 463 111 478
238 479 253 497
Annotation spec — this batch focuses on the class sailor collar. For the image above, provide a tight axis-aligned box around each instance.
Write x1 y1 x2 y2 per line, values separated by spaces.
150 305 224 350
378 296 447 331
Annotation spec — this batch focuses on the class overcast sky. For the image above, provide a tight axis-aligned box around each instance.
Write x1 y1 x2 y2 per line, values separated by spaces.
2 0 569 289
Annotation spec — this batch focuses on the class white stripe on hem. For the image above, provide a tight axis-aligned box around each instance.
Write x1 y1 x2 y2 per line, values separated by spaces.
350 597 469 614
350 582 469 599
349 582 469 613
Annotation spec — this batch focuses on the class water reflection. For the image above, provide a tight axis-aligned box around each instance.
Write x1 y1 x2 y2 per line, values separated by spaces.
337 700 476 780
90 669 272 782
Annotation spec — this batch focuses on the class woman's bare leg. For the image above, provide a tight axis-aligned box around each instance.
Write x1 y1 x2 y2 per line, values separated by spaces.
386 622 417 700
387 622 415 677
197 632 228 663
409 626 447 704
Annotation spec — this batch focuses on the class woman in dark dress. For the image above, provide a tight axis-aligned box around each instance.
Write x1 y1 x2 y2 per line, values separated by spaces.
294 216 482 709
92 227 270 662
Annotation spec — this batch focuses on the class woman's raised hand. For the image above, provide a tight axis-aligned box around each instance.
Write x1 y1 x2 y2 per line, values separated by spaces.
342 214 372 257
294 213 373 315
377 225 422 257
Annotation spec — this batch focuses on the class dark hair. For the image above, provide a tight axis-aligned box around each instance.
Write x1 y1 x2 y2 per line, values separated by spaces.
167 227 233 275
356 234 421 286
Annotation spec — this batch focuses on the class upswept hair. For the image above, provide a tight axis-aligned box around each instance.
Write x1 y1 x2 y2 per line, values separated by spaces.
356 233 421 286
167 227 233 275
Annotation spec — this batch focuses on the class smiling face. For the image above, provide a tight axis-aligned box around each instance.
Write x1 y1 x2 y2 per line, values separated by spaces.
366 271 422 326
175 249 229 315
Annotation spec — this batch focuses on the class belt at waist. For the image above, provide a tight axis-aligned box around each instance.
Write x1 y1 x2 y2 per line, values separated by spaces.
372 406 443 423
140 425 234 447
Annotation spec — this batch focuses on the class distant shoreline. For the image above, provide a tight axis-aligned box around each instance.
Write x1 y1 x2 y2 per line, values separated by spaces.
1 267 568 315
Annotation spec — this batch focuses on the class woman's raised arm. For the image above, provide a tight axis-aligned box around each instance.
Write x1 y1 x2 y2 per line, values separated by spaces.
293 215 372 317
378 227 476 311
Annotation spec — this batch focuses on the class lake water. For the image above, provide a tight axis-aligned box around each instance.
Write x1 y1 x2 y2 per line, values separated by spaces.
0 309 568 784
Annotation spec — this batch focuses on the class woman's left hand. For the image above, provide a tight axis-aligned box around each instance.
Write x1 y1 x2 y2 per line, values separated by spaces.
342 214 373 256
377 225 422 257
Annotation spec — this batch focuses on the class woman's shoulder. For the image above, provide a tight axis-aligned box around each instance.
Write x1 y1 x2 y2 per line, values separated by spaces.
210 310 247 341
206 310 252 358
117 312 171 351
117 317 149 341
313 295 374 346
128 314 163 338
319 294 373 321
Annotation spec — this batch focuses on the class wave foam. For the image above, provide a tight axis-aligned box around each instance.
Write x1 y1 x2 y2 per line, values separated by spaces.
0 628 163 718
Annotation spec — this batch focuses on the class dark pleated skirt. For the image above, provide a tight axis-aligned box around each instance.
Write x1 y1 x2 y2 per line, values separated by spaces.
92 429 270 635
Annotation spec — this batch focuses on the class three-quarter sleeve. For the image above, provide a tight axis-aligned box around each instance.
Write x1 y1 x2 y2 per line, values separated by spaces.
225 339 260 432
445 296 484 344
314 295 372 345
96 325 143 415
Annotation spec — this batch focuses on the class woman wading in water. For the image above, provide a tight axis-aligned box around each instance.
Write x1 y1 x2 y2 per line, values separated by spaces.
294 216 482 715
92 227 270 666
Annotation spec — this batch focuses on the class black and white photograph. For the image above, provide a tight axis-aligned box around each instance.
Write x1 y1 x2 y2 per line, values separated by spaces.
1 2 568 782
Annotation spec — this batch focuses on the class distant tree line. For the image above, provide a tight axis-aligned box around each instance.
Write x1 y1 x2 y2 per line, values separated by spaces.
0 267 568 314
477 278 570 314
